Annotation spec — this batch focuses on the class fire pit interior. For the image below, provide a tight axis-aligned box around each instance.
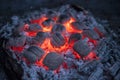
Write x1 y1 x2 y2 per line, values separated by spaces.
0 4 120 80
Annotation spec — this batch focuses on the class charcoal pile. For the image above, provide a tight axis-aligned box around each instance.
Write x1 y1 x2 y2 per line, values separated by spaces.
0 4 120 80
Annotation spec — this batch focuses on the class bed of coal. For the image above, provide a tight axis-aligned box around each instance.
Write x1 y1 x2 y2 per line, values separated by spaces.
0 4 120 80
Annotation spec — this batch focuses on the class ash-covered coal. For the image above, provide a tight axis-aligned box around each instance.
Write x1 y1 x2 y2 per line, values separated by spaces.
73 40 91 57
23 46 44 63
51 24 66 33
50 32 65 48
0 4 120 80
43 52 64 70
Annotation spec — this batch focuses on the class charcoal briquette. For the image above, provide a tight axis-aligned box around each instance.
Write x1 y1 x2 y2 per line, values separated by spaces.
51 24 65 33
42 19 54 28
73 40 91 57
23 51 37 63
57 14 70 24
28 24 42 32
8 35 26 47
43 52 64 70
27 46 44 58
12 21 25 36
71 22 88 30
82 29 100 40
23 46 44 63
33 31 47 44
69 33 82 43
50 32 65 48
46 10 57 19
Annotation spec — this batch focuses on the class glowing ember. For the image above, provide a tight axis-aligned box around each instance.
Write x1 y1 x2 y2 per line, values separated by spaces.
8 8 104 71
21 15 102 69
63 18 83 33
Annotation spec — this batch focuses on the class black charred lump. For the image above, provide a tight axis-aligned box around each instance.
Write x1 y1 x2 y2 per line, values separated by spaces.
57 14 70 24
82 29 100 40
69 33 82 43
42 19 54 28
33 31 47 45
73 40 91 57
46 10 57 19
52 24 65 33
27 24 42 32
23 46 44 63
51 32 65 48
43 52 64 70
71 22 88 30
8 35 26 47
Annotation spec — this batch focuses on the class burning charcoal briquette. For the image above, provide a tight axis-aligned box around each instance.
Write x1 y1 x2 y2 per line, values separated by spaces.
73 40 91 57
42 19 54 28
88 67 103 80
71 22 88 30
8 35 26 47
43 52 64 70
33 32 47 44
69 33 81 43
23 51 37 63
109 61 120 76
51 24 65 33
82 29 100 40
46 10 57 19
78 60 98 74
12 20 25 36
57 14 70 24
50 32 65 48
28 24 42 32
23 46 44 63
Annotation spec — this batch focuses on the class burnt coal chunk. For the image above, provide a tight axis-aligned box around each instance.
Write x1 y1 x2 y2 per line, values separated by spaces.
52 24 65 33
8 35 26 47
43 52 64 70
69 33 82 43
46 10 57 19
73 40 91 57
28 24 42 32
23 46 44 63
57 14 70 24
50 32 65 48
33 31 47 44
71 22 88 30
42 19 54 27
12 21 25 36
82 29 100 40
23 51 37 63
27 46 44 58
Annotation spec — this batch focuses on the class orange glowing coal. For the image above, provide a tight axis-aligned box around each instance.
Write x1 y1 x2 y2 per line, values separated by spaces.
63 17 83 33
21 16 100 68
